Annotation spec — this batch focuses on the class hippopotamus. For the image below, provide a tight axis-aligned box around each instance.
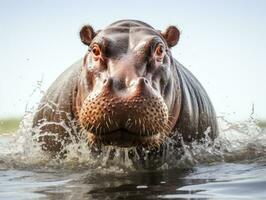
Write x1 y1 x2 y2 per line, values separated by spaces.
33 20 218 168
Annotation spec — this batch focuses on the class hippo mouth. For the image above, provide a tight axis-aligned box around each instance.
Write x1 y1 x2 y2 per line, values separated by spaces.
87 128 162 147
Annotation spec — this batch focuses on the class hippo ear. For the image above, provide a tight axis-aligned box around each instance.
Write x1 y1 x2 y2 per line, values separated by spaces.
162 26 180 48
79 25 96 46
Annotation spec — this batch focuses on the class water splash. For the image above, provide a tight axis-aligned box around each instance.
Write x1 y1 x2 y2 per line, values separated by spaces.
179 116 266 167
1 111 265 172
0 82 266 172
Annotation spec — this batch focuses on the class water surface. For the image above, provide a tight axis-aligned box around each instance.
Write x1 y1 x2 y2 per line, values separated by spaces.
0 115 266 200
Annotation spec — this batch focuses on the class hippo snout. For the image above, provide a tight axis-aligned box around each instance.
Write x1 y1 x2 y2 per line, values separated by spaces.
79 75 169 147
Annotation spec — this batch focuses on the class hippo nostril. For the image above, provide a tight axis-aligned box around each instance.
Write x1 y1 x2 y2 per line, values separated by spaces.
103 78 113 91
132 77 153 96
128 80 136 87
105 78 113 85
137 77 149 86
144 79 149 84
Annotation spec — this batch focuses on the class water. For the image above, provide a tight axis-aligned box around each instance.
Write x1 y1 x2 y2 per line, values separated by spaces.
0 113 266 199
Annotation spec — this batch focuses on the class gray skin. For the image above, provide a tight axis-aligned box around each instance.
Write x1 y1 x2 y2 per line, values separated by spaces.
33 20 218 168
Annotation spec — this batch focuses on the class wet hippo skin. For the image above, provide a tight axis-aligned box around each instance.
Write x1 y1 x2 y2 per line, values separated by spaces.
33 20 218 168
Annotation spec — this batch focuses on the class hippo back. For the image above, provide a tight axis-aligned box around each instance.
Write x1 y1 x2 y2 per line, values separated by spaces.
174 60 218 142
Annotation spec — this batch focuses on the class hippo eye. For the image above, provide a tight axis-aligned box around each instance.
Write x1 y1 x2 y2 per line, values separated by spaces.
91 44 101 58
155 44 165 59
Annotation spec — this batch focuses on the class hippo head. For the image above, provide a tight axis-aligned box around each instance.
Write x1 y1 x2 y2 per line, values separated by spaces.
76 20 181 148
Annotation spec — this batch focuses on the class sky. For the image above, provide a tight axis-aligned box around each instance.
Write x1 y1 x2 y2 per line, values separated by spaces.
0 0 265 121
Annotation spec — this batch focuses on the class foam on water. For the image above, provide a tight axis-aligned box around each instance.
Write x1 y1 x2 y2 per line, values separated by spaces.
0 109 265 172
